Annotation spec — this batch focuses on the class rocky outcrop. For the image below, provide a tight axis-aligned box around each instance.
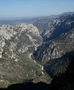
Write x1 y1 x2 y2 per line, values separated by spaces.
0 23 51 88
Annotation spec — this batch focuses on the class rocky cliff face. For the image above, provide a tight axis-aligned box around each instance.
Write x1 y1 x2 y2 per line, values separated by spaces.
0 23 51 88
34 14 74 42
33 14 74 77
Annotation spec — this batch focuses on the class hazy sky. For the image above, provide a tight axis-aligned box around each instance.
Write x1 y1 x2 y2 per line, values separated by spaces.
0 0 74 18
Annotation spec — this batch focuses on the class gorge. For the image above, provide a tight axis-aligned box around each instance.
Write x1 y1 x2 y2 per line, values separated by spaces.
0 12 74 90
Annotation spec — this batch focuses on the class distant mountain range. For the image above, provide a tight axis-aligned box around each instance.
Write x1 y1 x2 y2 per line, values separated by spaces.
0 11 74 25
0 18 37 25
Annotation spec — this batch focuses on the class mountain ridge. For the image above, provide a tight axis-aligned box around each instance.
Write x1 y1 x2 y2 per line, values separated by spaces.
0 23 51 88
33 13 74 78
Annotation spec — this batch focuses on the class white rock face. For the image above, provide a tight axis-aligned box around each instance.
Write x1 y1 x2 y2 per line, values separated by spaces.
42 66 44 70
0 25 17 40
16 23 40 36
0 54 2 58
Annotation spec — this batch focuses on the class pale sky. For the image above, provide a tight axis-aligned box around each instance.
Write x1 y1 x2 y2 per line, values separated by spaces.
0 0 74 18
